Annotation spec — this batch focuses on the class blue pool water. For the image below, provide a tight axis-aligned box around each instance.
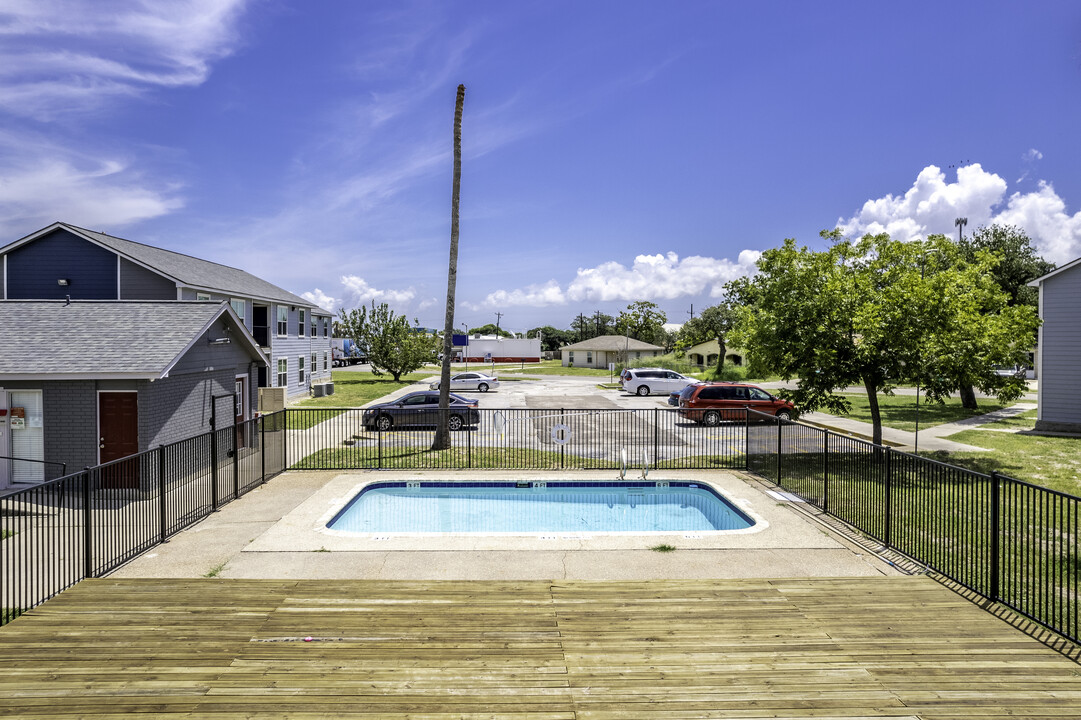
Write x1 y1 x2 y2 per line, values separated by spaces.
327 481 755 533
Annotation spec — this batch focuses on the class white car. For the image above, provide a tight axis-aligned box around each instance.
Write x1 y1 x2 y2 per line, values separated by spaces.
621 368 698 397
429 372 500 393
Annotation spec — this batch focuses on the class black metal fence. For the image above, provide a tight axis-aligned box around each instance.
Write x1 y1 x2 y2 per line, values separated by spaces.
3 404 1079 647
1 412 286 623
745 409 1080 645
286 406 748 471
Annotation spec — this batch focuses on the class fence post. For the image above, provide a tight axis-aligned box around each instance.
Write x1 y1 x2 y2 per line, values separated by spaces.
653 408 659 469
776 414 782 485
82 469 94 579
884 446 892 549
560 408 565 471
158 446 167 544
232 412 239 500
378 422 383 470
467 413 472 469
822 431 829 514
260 415 266 484
282 409 289 471
210 424 219 511
990 470 1001 601
744 409 750 470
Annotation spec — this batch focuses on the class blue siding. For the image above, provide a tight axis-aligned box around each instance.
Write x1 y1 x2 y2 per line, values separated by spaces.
5 229 117 299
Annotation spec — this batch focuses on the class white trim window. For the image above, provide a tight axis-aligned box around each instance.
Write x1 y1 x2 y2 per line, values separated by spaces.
277 358 287 387
230 298 245 319
323 318 329 337
196 292 211 301
323 352 328 371
311 353 317 376
276 306 288 337
298 355 305 384
298 309 305 337
310 315 316 337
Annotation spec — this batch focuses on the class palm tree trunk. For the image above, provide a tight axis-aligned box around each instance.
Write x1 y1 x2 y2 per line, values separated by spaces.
432 84 465 451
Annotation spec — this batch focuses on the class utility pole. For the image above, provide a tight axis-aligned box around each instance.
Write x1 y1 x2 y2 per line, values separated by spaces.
687 304 695 321
577 313 586 342
494 311 504 333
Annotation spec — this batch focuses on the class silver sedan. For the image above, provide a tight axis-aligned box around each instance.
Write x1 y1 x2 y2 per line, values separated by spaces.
429 371 500 393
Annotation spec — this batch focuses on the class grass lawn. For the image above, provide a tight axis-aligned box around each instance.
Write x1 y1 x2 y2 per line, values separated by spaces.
501 360 615 378
833 392 1009 432
296 370 431 408
925 428 1081 497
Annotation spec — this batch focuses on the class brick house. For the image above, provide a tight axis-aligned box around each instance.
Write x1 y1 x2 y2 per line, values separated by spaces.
0 222 333 402
0 301 266 491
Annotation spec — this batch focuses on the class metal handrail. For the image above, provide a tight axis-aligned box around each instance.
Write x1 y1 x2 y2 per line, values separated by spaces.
0 454 66 476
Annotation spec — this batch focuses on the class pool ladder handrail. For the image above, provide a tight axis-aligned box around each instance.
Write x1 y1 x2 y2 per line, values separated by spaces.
640 450 650 480
619 448 628 480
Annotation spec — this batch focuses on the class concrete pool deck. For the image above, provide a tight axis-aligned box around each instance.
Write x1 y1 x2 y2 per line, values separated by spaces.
111 469 904 581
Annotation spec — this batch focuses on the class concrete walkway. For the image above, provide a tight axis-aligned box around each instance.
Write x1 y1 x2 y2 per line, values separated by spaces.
799 402 1037 453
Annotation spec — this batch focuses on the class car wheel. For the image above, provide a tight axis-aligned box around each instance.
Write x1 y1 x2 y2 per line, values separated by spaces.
376 415 393 431
636 386 650 396
448 415 464 431
703 410 721 426
477 383 489 393
776 409 792 422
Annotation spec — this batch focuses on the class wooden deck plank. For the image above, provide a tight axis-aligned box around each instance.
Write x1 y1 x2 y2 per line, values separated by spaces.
0 576 1079 718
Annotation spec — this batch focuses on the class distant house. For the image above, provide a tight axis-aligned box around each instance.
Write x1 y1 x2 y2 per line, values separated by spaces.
0 222 333 401
0 301 266 491
458 336 541 363
560 337 665 368
1028 258 1081 433
683 339 744 368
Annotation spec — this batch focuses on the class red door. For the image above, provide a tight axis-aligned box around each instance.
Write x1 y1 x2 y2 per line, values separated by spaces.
99 392 139 489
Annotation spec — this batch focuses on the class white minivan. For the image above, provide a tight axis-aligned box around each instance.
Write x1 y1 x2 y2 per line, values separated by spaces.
621 368 698 396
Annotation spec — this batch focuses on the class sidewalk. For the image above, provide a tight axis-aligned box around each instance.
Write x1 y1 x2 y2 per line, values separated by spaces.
798 403 1037 453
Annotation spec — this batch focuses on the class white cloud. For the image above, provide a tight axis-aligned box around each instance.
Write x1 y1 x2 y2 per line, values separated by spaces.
0 0 250 119
300 288 339 312
565 250 761 302
838 163 1081 264
340 275 417 306
0 134 183 236
483 280 566 308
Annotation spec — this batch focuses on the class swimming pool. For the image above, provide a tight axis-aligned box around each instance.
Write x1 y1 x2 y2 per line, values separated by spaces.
327 481 756 534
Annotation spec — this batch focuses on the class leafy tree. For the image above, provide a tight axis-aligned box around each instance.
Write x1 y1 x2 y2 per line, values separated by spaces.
338 302 436 382
526 325 573 352
616 300 667 344
728 231 1039 447
951 224 1053 408
677 302 738 372
468 323 512 338
433 83 466 451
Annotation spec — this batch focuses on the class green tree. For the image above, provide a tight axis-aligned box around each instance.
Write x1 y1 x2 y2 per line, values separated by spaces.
526 325 573 352
433 83 466 451
468 323 512 338
728 231 1039 447
616 301 667 344
339 302 436 382
677 302 738 372
950 224 1053 408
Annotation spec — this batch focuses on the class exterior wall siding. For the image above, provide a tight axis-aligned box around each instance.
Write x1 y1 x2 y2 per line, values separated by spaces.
119 258 176 300
1036 266 1081 431
269 303 332 399
5 229 118 300
138 369 241 448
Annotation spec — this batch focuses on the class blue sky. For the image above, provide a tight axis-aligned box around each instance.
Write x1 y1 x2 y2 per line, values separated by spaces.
3 1 1080 332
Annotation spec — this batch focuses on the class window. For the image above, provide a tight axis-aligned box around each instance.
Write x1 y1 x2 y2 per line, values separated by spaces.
568 352 574 363
323 318 328 337
298 309 305 337
196 292 211 301
310 315 316 337
230 298 245 319
323 352 328 371
277 306 288 336
311 353 317 376
277 358 287 387
298 355 305 384
586 351 593 364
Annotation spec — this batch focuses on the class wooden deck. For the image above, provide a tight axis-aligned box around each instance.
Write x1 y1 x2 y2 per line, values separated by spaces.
1 576 1079 718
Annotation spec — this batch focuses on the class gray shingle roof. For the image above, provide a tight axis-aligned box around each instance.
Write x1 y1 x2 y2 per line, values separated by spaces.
58 223 328 313
0 301 260 378
561 336 665 352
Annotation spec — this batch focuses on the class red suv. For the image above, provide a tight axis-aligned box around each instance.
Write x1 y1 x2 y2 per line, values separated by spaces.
677 382 795 425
